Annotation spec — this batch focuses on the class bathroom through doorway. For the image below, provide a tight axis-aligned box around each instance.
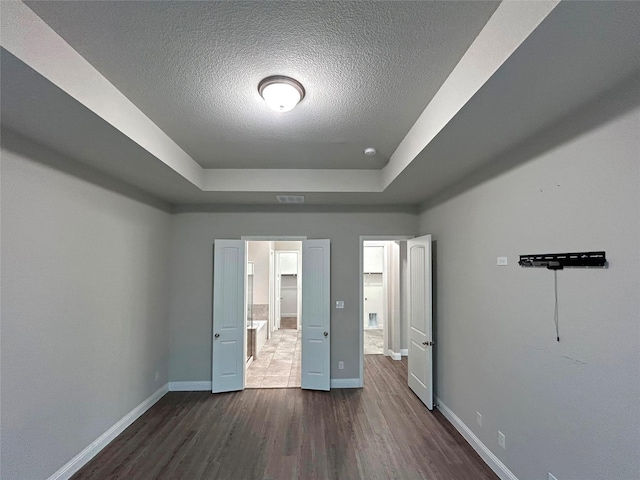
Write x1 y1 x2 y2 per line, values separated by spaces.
245 240 302 388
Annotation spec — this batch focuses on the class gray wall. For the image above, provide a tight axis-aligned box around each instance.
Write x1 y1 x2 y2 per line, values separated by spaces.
168 211 417 382
247 240 271 304
0 133 172 480
419 86 639 479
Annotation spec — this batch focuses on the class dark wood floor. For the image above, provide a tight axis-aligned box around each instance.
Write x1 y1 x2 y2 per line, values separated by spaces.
72 356 497 480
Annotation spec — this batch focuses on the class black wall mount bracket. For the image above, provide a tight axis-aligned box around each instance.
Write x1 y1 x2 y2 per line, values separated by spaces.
518 251 607 270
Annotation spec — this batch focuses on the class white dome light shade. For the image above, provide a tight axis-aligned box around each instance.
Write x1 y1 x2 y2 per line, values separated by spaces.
258 76 305 112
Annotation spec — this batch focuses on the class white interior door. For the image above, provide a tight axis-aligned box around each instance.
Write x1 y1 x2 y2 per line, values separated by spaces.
301 239 331 391
407 234 433 409
212 240 246 393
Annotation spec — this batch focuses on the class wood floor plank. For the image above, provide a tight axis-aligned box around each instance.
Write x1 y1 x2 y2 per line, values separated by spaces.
71 356 497 480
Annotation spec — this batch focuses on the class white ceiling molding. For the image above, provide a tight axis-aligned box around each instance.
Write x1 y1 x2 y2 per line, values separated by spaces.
0 0 203 189
202 169 382 193
2 0 558 196
382 0 560 188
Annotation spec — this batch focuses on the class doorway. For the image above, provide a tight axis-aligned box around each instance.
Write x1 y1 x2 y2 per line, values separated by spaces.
358 235 434 410
212 238 331 393
359 236 412 387
275 250 301 331
363 242 388 355
246 241 302 388
362 241 402 358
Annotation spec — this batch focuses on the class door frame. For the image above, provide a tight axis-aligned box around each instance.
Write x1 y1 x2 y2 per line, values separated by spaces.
358 235 414 387
240 236 306 389
363 242 389 357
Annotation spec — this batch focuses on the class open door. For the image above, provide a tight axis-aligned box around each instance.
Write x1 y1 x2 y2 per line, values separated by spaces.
212 240 246 393
301 239 331 391
407 235 433 409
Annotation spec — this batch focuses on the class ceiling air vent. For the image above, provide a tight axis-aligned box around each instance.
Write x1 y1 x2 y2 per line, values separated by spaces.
276 195 305 204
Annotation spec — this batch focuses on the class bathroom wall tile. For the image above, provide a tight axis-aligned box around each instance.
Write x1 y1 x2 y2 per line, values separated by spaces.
251 304 269 320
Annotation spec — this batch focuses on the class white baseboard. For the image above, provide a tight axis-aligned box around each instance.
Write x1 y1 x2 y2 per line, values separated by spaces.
172 379 360 390
168 381 212 391
400 349 408 356
47 384 168 480
330 378 361 388
387 349 402 360
436 397 518 480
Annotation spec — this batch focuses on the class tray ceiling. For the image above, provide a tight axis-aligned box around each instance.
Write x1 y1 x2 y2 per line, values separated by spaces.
2 1 639 208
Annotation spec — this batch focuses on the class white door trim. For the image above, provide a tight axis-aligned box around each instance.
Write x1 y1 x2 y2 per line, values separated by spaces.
241 236 307 241
363 242 389 358
359 235 414 387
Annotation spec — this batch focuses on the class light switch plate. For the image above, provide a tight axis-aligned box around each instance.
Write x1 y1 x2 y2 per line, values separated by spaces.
497 256 508 266
498 431 506 449
336 301 344 309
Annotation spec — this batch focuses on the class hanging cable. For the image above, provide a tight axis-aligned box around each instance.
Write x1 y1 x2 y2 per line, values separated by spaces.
554 270 560 342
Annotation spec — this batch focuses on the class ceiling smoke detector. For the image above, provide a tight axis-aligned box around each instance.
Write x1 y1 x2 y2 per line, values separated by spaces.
364 147 377 156
258 76 305 112
276 195 305 204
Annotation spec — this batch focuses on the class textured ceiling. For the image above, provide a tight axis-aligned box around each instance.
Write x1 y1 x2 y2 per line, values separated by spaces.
25 0 499 170
2 1 639 209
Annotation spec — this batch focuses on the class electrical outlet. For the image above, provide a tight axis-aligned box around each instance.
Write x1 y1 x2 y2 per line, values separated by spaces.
548 474 559 480
476 412 482 427
335 301 344 309
155 370 160 381
498 431 506 449
338 361 344 370
497 256 508 266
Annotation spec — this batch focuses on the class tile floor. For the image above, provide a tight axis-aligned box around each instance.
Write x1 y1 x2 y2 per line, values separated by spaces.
246 328 301 388
279 316 297 329
364 328 384 354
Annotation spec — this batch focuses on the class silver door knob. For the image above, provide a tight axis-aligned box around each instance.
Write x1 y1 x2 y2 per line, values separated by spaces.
324 331 328 337
214 333 220 338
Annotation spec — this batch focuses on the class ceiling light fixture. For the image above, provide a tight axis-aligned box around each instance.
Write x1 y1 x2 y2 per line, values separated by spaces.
258 76 305 112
